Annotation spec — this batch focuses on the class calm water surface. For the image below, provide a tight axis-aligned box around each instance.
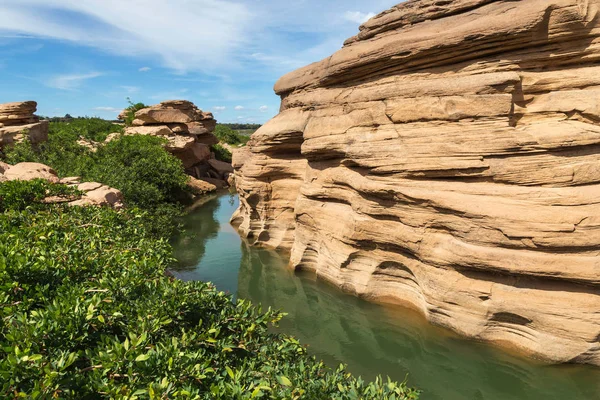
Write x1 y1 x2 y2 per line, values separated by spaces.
171 192 600 400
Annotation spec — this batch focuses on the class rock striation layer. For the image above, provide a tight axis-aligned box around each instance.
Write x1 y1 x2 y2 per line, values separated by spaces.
233 0 600 365
0 101 48 147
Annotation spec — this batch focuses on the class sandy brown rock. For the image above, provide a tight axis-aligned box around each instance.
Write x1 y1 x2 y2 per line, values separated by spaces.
0 161 10 175
175 143 211 169
135 100 211 124
0 101 38 126
208 159 234 178
187 176 217 195
0 121 48 146
233 0 600 366
69 185 124 209
4 162 59 183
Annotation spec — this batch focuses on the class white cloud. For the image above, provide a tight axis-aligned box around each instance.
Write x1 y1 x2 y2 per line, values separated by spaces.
138 66 151 72
93 106 120 112
214 106 226 112
234 105 244 110
120 85 139 93
46 72 103 90
344 11 376 25
0 0 252 73
259 105 268 112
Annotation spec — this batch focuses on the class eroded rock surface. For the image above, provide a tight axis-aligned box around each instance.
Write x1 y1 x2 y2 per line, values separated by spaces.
118 100 227 189
233 0 600 365
0 101 48 146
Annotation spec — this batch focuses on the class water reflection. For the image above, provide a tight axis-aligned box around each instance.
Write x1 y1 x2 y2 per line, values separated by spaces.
171 193 600 400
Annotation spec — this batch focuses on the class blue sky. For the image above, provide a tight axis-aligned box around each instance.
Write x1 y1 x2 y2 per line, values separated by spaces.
0 0 398 124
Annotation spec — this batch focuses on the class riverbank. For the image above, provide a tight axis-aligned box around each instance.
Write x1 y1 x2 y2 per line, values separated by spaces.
172 192 600 400
0 117 418 398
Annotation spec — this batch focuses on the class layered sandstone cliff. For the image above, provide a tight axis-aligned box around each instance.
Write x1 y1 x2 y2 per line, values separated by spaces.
233 0 600 365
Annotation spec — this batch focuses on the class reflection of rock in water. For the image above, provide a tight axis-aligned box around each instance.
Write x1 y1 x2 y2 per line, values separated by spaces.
236 240 600 400
171 193 222 270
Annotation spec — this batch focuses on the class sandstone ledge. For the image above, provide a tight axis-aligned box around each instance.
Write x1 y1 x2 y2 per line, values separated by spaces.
233 0 600 365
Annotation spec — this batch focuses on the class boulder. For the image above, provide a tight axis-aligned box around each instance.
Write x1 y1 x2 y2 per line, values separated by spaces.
164 135 196 153
59 176 81 185
4 162 59 183
77 182 103 192
200 176 228 189
0 161 11 174
187 176 217 195
0 121 49 146
187 120 217 135
0 101 38 126
232 0 600 366
195 133 220 146
124 125 172 137
134 100 206 124
208 159 234 179
175 143 211 169
70 184 124 209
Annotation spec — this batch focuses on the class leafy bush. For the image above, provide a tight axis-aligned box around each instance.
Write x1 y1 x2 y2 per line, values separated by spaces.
2 119 122 175
2 122 191 210
86 135 190 209
214 125 249 146
0 181 419 399
124 98 148 126
0 179 80 212
211 144 232 163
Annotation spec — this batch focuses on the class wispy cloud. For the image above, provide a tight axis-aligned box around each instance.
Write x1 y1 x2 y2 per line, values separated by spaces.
93 106 120 112
120 85 139 94
46 71 103 90
234 105 244 110
344 11 376 25
138 66 151 72
213 106 226 112
259 105 268 113
0 0 252 74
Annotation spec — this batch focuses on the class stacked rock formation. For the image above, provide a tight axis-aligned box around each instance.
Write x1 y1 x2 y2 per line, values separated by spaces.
121 100 225 180
0 162 124 208
233 0 600 365
0 101 48 146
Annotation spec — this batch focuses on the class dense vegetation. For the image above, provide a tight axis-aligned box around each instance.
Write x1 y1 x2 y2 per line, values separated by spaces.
211 144 233 163
214 124 250 146
0 118 419 398
220 123 261 131
2 118 189 215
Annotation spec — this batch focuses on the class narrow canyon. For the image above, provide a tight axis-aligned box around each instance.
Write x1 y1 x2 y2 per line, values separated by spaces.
232 0 600 365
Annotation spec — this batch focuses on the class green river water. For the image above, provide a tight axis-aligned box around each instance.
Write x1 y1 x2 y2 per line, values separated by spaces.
171 192 600 400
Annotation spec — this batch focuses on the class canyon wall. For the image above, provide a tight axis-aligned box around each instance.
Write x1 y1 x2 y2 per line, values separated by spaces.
232 0 600 365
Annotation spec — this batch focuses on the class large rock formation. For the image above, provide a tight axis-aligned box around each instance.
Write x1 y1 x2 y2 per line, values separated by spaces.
0 101 48 146
233 0 600 365
118 100 228 189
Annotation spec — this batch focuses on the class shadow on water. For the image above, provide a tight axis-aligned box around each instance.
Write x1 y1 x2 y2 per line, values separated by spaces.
171 192 600 400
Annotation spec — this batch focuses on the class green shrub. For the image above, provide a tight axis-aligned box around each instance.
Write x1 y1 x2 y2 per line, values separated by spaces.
124 98 148 127
0 179 80 212
211 144 232 163
0 181 419 399
85 135 190 209
213 125 249 146
2 121 191 210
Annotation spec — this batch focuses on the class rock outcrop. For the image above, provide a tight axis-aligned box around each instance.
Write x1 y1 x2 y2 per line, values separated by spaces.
0 162 124 209
233 0 600 365
0 101 48 146
117 100 227 190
